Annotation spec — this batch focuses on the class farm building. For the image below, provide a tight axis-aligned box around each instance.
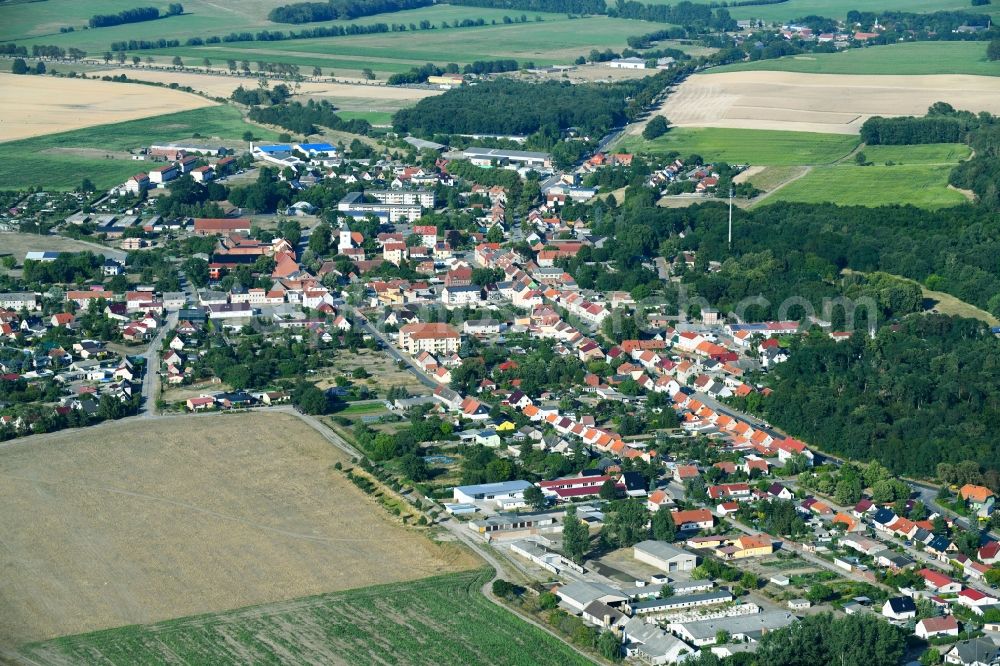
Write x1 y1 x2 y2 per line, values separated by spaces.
633 540 698 572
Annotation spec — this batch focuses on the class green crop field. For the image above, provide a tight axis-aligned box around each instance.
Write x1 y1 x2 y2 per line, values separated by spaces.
19 569 595 666
860 143 972 165
619 127 860 166
764 164 968 209
0 106 278 190
715 42 1000 77
138 14 659 77
7 0 661 77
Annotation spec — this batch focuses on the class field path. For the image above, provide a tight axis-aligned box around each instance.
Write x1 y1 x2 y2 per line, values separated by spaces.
746 165 812 207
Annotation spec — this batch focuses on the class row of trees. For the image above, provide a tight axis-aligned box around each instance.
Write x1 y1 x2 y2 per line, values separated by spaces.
445 0 604 14
90 6 161 29
267 0 432 23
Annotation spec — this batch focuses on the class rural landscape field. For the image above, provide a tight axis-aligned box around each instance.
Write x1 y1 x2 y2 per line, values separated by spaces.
5 0 1000 663
0 413 477 646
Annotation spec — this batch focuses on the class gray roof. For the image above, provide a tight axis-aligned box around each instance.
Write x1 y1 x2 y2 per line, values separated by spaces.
950 637 1000 664
463 147 551 161
634 540 696 562
630 590 732 611
557 580 627 607
405 137 446 151
674 611 796 641
623 617 692 659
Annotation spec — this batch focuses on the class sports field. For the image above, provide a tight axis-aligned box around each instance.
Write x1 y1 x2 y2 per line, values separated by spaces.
0 72 215 142
619 128 859 166
0 412 477 647
715 42 1000 77
0 105 278 190
653 71 1000 135
763 164 968 209
19 569 593 666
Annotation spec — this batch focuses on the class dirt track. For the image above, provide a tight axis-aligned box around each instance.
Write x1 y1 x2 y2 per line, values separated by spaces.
0 412 476 647
656 71 1000 134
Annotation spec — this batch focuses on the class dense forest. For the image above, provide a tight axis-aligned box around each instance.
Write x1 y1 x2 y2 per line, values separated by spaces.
659 200 1000 318
393 70 683 137
745 316 1000 476
248 100 371 135
267 0 431 23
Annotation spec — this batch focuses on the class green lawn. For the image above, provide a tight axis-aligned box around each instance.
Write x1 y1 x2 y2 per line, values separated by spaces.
0 105 278 190
715 42 1000 77
19 569 595 666
858 143 972 165
764 164 968 209
619 127 859 166
337 110 395 125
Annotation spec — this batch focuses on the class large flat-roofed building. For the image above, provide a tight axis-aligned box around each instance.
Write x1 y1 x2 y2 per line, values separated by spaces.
633 540 698 572
453 480 534 504
668 611 797 647
463 147 552 169
338 192 422 223
368 189 435 208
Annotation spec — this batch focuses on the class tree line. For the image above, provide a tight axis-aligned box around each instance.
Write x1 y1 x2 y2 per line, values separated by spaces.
267 0 432 24
445 0 605 14
386 59 520 85
609 1 735 31
89 4 182 29
110 11 504 51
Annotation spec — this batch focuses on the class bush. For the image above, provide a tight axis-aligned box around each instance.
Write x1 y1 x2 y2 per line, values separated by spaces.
492 578 515 597
11 58 28 75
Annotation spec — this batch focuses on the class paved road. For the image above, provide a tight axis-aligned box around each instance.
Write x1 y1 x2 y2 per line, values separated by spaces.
351 309 437 390
139 310 178 418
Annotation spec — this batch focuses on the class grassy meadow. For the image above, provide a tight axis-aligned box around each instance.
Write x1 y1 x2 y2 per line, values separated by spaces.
619 127 860 166
20 569 594 666
859 143 972 165
0 106 278 190
763 164 968 209
715 42 1000 77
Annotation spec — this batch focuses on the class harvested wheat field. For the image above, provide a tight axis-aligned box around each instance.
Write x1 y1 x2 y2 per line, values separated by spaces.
0 412 477 648
656 71 1000 135
100 68 442 106
0 73 216 142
